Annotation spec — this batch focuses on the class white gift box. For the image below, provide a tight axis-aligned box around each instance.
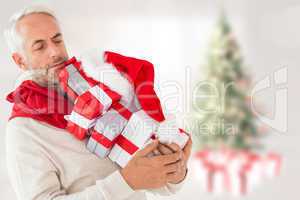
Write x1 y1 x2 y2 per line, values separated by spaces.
108 110 159 167
247 159 263 192
227 156 248 196
264 153 281 178
155 114 189 149
194 151 229 194
87 108 129 158
64 62 92 97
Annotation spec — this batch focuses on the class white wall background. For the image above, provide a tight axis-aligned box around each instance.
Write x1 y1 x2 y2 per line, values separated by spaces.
0 0 299 199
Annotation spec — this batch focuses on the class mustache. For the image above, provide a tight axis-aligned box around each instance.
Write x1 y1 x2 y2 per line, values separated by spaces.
48 57 68 69
28 57 68 76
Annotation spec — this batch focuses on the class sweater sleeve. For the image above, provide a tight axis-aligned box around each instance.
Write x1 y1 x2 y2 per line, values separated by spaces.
5 121 135 200
53 171 135 200
147 169 188 196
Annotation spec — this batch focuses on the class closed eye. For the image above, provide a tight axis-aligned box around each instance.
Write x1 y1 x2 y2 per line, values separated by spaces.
33 42 44 51
52 33 63 44
54 39 62 44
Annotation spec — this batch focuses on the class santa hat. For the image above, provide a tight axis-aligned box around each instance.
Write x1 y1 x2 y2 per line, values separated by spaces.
103 51 165 122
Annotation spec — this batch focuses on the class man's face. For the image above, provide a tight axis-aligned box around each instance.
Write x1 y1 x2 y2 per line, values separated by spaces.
14 13 68 87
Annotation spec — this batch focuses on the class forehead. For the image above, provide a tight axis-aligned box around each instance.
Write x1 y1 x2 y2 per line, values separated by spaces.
16 13 60 41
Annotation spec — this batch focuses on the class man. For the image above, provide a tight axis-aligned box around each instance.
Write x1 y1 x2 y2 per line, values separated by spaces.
4 5 192 200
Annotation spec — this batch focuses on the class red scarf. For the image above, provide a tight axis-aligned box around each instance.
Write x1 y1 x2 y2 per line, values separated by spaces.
6 80 73 129
104 51 165 122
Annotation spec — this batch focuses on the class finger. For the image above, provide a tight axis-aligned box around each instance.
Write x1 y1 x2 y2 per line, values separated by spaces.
158 144 173 155
163 142 181 153
165 172 179 183
166 168 188 182
164 160 183 173
137 139 159 157
183 137 192 158
153 149 161 156
153 151 183 165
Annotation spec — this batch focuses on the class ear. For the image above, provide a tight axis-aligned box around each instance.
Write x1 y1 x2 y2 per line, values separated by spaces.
12 53 27 70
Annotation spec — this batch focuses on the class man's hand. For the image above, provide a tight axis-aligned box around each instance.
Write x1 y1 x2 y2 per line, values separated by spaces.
120 139 184 190
156 137 192 184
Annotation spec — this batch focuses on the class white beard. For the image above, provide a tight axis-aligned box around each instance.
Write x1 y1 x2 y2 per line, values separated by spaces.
16 68 59 89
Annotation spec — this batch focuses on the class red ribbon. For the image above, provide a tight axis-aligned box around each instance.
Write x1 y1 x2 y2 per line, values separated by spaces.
90 102 133 148
115 134 139 155
66 121 88 140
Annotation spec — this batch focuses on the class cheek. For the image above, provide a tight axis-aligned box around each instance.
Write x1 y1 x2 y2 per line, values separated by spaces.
26 52 48 69
37 58 49 69
60 44 68 58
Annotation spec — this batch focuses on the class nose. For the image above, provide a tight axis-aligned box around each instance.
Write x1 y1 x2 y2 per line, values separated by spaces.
48 41 61 60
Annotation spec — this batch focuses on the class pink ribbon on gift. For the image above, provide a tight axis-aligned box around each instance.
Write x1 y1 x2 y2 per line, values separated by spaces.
266 153 282 176
195 150 231 193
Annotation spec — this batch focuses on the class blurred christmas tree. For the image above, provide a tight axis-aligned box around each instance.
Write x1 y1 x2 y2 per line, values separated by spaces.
193 13 265 150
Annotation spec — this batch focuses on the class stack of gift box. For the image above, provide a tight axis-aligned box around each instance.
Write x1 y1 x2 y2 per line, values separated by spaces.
193 148 281 196
59 55 189 167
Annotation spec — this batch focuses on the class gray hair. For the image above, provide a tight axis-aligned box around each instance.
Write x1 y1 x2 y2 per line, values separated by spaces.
3 5 57 53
